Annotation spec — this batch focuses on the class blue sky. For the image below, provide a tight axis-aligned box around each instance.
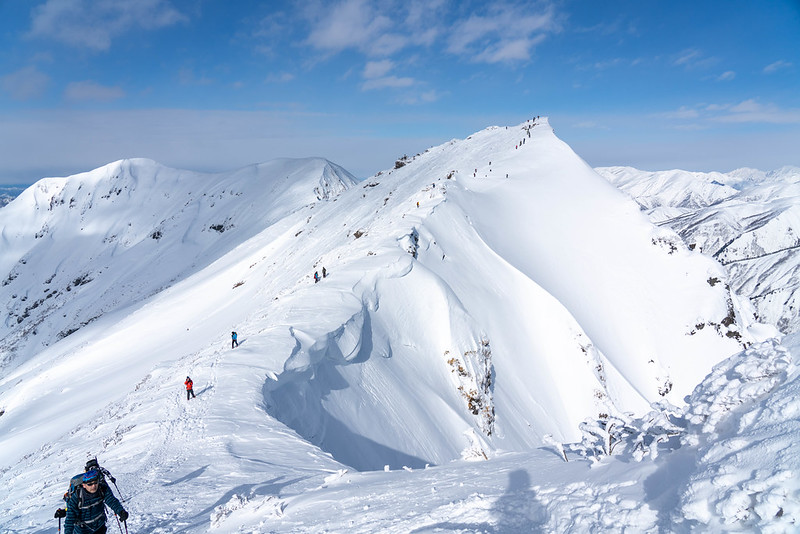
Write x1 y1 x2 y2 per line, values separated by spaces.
0 0 798 184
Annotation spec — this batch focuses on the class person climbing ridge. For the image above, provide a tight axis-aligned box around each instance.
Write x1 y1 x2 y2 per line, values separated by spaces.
231 331 239 348
314 271 320 283
61 465 127 534
185 376 196 399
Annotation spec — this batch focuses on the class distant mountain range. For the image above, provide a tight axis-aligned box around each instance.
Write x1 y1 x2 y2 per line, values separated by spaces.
596 166 800 334
0 184 28 208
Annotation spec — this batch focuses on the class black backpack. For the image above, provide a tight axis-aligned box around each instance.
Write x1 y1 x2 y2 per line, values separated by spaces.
57 458 116 512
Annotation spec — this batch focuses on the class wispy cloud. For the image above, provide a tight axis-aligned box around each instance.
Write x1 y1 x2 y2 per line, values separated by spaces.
473 35 547 64
264 72 295 84
659 100 800 125
672 49 718 70
362 76 415 90
28 0 188 51
716 71 735 81
0 66 50 100
447 3 559 64
764 60 792 74
305 0 405 56
658 106 700 120
315 0 449 56
361 59 415 91
178 68 214 86
396 89 444 105
714 99 800 124
302 0 556 66
64 80 125 102
64 81 125 102
363 60 395 79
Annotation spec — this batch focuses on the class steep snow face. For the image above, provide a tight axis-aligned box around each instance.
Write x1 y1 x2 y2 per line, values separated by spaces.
598 165 800 334
0 157 357 370
259 119 755 467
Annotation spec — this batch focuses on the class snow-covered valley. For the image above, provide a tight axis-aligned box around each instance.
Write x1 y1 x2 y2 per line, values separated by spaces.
1 119 798 533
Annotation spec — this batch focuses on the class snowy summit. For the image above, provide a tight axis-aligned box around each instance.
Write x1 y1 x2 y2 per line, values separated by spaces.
0 118 798 533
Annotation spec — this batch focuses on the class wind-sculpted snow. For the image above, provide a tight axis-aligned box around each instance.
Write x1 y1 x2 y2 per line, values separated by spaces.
676 335 800 530
598 165 800 334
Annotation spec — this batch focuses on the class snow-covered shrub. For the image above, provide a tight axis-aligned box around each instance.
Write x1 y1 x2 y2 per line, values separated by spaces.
568 401 686 462
576 415 636 459
630 401 684 461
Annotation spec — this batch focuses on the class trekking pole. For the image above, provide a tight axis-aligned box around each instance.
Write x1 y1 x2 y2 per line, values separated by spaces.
110 478 128 503
106 503 125 534
54 508 66 533
101 467 128 502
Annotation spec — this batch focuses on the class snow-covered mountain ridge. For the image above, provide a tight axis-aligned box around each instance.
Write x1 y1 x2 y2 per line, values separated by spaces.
596 165 800 334
0 157 356 368
1 119 794 532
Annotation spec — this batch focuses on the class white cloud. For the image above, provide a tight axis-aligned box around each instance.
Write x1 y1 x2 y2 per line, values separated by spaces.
28 0 188 51
265 72 295 84
764 60 792 74
658 106 700 120
64 81 125 102
397 89 444 105
363 60 394 79
361 59 416 92
303 0 449 58
672 49 718 70
446 4 558 64
474 35 546 64
716 71 735 82
362 75 415 91
305 0 394 53
660 100 800 126
0 66 50 100
593 58 624 70
673 49 701 67
179 69 214 86
730 99 762 114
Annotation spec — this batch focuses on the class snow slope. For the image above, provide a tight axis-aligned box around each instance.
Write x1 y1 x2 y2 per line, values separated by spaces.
597 165 800 334
0 119 793 533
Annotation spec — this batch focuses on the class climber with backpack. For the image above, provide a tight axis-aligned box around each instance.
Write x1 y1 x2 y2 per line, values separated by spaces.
55 458 128 534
